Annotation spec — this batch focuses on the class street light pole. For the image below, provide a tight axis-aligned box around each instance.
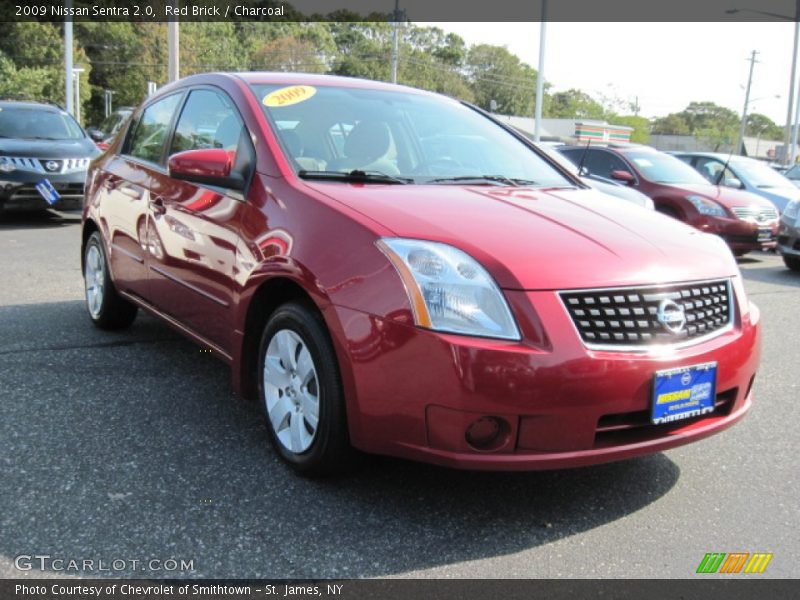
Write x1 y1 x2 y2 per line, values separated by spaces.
534 0 547 142
792 81 800 162
783 9 799 164
64 0 73 115
168 0 180 83
390 0 404 84
736 50 759 155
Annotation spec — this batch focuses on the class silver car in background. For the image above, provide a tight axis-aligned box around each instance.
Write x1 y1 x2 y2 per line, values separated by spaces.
778 200 800 271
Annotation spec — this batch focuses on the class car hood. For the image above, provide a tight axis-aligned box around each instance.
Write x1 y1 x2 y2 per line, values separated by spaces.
307 183 739 290
0 138 98 158
672 183 777 209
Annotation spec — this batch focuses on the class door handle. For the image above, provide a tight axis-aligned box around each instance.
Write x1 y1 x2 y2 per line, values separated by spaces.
149 196 166 215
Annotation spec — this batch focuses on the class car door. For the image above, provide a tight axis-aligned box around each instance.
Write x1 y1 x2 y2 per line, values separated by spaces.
100 93 183 303
146 87 254 354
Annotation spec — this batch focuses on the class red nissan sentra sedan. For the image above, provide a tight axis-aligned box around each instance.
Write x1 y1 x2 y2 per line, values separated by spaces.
82 73 760 475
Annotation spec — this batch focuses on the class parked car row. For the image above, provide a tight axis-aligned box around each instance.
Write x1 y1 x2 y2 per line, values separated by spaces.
555 143 788 258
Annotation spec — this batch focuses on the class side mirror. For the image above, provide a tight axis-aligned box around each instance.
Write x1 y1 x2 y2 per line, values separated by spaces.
610 169 635 185
86 127 105 142
722 177 743 190
168 148 244 191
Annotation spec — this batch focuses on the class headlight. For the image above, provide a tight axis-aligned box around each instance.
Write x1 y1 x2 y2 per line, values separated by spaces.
784 200 800 221
376 238 521 340
0 158 15 173
686 195 727 217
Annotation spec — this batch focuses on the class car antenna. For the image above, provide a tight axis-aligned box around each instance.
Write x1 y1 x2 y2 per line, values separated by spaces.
714 144 737 186
577 139 591 175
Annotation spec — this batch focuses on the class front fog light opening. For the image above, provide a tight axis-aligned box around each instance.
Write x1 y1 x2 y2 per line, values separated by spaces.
465 416 510 452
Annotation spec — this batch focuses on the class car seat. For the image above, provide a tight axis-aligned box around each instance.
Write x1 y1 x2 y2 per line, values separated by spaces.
327 120 400 175
281 129 327 172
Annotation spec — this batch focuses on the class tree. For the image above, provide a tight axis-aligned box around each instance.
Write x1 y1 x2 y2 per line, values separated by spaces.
548 89 605 119
465 44 542 116
745 113 782 140
651 114 691 135
251 35 326 73
0 23 91 120
610 115 650 144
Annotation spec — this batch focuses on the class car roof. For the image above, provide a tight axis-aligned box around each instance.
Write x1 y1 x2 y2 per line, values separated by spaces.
226 72 437 97
0 100 64 112
558 143 655 154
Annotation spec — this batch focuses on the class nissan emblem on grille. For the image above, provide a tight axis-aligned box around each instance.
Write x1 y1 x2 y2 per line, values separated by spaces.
657 299 687 334
44 160 61 172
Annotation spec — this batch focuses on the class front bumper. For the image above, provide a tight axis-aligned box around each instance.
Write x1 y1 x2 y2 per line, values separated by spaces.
777 217 800 258
331 284 760 470
0 170 86 211
697 215 778 252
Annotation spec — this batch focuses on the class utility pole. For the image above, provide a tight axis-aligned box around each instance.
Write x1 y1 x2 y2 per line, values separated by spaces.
792 79 800 163
168 0 180 83
534 0 547 142
783 5 799 164
390 0 404 84
64 0 73 115
736 50 759 156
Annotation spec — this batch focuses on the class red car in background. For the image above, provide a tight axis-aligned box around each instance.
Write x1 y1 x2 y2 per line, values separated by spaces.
558 144 779 256
82 73 760 475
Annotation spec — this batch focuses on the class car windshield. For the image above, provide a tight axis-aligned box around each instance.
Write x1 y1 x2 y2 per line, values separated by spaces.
0 106 84 140
250 83 573 187
626 151 709 185
786 164 800 180
731 158 795 188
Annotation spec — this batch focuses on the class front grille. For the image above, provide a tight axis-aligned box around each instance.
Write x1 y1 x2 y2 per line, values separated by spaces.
731 206 778 223
0 156 91 174
560 279 732 348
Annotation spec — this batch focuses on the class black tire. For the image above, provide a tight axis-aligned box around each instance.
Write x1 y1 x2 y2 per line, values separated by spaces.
83 231 138 330
257 301 354 476
784 254 800 271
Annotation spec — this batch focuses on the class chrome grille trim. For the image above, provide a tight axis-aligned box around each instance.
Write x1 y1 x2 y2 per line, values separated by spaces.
559 279 735 352
0 156 91 174
731 206 779 223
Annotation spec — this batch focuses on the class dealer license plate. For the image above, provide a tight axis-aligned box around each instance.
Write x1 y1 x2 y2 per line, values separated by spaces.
652 362 717 425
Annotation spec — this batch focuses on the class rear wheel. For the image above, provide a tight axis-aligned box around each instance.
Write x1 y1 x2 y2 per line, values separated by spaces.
258 302 354 476
783 254 800 271
83 231 138 330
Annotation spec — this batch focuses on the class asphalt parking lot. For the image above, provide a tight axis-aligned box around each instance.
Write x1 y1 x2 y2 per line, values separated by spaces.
0 209 797 579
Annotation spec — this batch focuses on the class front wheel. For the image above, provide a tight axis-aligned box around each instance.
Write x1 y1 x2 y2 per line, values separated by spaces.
258 302 354 476
83 231 138 330
784 254 800 271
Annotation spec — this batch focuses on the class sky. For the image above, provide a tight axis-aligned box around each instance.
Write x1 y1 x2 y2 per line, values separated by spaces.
419 22 796 126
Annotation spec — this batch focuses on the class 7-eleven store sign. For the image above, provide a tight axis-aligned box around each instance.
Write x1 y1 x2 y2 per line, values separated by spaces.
575 122 631 143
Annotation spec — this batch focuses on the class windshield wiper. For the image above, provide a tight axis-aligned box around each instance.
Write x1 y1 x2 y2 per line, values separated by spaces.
297 169 411 184
427 175 539 187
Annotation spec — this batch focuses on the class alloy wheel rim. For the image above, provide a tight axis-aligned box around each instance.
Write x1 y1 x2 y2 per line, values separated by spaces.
84 245 105 318
263 329 320 454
